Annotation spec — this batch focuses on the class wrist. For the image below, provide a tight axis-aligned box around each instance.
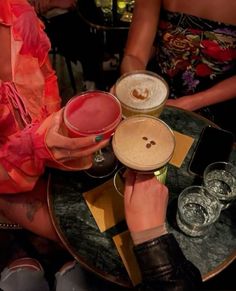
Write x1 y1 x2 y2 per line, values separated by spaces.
187 91 210 111
48 0 56 10
131 223 168 246
120 54 145 75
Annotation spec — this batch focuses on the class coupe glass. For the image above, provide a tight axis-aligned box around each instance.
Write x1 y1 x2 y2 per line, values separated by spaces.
112 115 175 195
64 90 122 178
114 70 169 119
113 71 171 190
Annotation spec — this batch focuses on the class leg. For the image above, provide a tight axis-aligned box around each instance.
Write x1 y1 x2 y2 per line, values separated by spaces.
55 261 129 291
55 261 106 291
0 178 59 242
0 258 50 291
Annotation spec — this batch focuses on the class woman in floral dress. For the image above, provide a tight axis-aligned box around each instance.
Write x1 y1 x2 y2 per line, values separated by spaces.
120 0 236 132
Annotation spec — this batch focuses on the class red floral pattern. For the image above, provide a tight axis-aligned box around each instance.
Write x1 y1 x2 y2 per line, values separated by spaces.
155 10 236 97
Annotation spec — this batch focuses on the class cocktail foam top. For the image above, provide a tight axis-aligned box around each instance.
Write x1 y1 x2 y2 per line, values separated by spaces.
112 115 175 171
115 71 168 110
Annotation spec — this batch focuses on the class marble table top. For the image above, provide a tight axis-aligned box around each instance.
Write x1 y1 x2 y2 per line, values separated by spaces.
47 106 236 288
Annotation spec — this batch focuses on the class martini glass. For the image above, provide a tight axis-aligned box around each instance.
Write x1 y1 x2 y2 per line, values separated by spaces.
112 115 175 195
64 90 122 178
112 71 171 190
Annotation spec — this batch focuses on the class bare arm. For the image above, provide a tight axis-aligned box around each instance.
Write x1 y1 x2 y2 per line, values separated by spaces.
166 75 236 110
32 0 76 14
120 0 161 74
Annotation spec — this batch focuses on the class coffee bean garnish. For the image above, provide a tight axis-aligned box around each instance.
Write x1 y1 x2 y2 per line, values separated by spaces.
132 88 149 100
142 137 157 149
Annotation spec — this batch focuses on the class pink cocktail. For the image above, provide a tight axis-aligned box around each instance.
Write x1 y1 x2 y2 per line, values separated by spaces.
64 90 122 178
64 91 122 138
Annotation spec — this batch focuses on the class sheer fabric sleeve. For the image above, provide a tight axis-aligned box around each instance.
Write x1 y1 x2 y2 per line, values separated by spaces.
0 113 81 194
0 114 53 193
0 1 12 26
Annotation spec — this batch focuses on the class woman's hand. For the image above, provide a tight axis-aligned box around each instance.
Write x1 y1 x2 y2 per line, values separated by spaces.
166 95 201 111
45 109 109 168
33 0 76 14
124 170 169 233
34 0 50 14
51 0 76 10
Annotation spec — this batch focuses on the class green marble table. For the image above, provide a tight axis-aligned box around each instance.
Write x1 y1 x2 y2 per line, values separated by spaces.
47 106 236 288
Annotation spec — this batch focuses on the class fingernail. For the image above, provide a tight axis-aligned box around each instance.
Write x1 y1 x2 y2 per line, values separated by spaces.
95 135 104 142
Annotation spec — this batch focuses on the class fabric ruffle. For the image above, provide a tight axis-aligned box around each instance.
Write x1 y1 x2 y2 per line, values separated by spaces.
0 1 12 25
0 1 51 66
0 123 50 176
11 3 51 66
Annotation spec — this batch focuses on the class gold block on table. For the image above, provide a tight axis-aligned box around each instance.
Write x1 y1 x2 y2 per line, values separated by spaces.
83 179 125 232
170 131 194 168
113 231 142 286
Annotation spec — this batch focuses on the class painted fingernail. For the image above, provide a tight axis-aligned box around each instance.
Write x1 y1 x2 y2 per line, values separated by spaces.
95 135 104 142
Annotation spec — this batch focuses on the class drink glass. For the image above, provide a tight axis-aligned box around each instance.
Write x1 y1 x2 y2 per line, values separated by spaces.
203 161 236 210
64 90 122 178
112 115 175 171
112 115 175 193
176 186 221 237
113 166 125 197
114 70 169 118
113 165 168 197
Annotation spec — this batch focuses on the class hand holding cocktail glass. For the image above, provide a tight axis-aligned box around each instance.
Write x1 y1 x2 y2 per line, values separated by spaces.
124 170 168 242
45 108 108 169
63 90 122 177
112 115 175 199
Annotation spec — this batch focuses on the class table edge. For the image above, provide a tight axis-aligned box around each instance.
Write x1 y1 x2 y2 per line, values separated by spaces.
46 174 133 288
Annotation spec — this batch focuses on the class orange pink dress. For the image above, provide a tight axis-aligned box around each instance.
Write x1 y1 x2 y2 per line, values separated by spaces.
0 0 63 193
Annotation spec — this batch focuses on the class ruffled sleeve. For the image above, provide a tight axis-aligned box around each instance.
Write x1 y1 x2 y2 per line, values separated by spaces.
0 120 52 193
11 2 51 66
0 0 13 26
0 112 89 194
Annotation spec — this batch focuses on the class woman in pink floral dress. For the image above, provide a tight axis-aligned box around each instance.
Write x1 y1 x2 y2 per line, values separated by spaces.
0 0 108 241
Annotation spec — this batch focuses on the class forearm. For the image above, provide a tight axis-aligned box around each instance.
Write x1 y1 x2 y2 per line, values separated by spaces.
187 75 236 110
120 0 161 75
120 54 146 75
134 234 202 291
47 0 61 10
30 0 65 14
41 0 76 12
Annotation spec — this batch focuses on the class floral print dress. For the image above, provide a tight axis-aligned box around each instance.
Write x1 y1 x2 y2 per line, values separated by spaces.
155 10 236 100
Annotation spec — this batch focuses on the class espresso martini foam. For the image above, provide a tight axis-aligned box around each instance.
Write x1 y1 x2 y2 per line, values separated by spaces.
115 71 169 117
112 115 175 171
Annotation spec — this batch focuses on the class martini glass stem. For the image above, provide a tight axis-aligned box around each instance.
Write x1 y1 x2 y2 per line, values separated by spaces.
94 150 105 163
